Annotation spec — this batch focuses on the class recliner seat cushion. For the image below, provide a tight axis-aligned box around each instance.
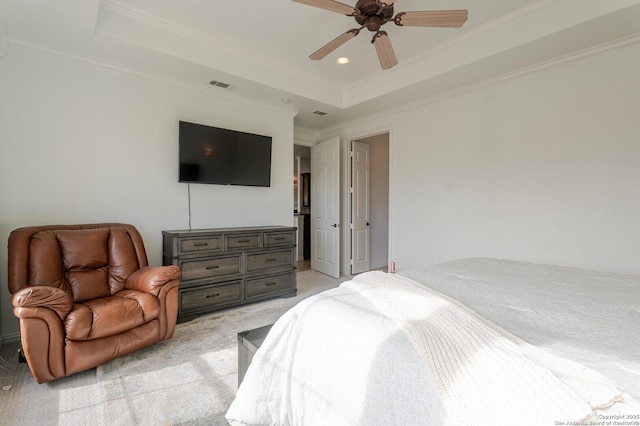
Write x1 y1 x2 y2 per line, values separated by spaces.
65 290 159 341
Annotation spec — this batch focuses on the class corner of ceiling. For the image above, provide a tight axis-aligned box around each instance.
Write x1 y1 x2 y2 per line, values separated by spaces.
341 0 640 108
294 126 321 147
96 0 345 108
93 0 640 123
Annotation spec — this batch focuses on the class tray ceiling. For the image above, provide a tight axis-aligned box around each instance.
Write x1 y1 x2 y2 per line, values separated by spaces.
1 0 639 129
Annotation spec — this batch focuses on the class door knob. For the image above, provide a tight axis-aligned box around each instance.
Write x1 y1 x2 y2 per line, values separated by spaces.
331 224 338 228
366 222 370 226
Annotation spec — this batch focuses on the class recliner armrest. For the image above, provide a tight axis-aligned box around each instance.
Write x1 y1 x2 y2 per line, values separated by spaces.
12 286 73 320
126 265 181 296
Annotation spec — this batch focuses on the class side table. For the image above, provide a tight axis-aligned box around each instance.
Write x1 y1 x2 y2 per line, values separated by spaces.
237 324 274 386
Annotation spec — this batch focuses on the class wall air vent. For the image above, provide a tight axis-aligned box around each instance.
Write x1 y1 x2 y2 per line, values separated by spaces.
209 80 230 88
313 110 328 116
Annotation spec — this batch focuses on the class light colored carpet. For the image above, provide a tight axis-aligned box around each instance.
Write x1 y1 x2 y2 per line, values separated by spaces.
0 269 349 425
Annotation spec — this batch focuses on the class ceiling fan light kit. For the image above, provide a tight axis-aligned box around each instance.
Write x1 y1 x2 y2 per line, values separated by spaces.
293 0 468 70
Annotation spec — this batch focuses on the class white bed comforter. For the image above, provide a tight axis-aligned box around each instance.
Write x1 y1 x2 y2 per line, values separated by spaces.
226 267 637 426
402 258 640 402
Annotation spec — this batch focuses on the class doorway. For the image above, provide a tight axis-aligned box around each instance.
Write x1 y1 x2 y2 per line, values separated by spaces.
300 132 390 277
348 133 389 274
294 145 311 267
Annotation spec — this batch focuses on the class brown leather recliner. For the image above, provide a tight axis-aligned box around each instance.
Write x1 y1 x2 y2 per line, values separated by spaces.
7 223 181 383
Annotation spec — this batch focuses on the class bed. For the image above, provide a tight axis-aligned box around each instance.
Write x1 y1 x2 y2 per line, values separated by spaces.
226 258 640 425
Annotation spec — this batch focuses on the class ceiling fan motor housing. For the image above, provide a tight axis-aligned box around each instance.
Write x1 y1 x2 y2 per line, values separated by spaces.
355 0 394 32
294 0 469 70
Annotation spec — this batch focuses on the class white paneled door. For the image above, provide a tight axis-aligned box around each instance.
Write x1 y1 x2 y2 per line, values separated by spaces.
351 141 370 274
311 137 340 278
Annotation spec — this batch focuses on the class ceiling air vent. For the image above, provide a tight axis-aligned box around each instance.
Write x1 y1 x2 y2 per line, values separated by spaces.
313 110 328 116
209 80 230 88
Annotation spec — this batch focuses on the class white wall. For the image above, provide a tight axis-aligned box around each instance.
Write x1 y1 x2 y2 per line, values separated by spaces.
325 41 640 276
0 18 7 60
0 45 295 339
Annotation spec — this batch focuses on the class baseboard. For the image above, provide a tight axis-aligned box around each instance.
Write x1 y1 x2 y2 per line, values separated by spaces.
1 332 20 347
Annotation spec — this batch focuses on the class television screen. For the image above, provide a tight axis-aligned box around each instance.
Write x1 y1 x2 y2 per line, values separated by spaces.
178 121 272 187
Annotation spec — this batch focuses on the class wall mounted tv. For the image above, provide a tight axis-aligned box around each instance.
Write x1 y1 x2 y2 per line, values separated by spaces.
178 121 272 187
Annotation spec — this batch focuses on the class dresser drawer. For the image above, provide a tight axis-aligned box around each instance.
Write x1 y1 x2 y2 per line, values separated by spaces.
180 255 241 281
225 233 261 250
179 236 222 254
181 281 242 311
246 272 293 298
264 231 295 247
163 226 297 323
246 250 293 272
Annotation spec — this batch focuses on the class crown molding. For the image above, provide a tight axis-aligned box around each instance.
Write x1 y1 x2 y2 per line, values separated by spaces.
345 0 559 96
293 126 320 146
100 0 237 55
99 0 339 107
322 32 640 136
8 36 298 119
343 0 640 108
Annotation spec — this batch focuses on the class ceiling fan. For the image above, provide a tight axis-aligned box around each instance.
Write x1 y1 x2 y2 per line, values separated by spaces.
293 0 468 70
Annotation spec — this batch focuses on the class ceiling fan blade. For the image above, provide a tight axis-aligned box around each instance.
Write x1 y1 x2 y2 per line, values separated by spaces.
394 10 468 27
292 0 358 16
310 29 360 60
378 0 397 5
373 31 397 70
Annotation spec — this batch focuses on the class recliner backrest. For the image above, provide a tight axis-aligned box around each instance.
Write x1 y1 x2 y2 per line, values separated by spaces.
8 223 149 302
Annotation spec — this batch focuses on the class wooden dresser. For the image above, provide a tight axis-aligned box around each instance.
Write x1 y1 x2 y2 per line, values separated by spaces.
162 226 297 322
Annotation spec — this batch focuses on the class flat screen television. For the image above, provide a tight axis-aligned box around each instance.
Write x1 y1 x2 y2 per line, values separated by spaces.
178 121 272 187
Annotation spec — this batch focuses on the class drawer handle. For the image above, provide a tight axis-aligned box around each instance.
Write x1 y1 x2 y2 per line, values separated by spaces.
265 258 277 262
194 242 208 247
205 265 220 270
238 239 250 243
265 282 277 287
275 237 286 241
206 293 220 298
